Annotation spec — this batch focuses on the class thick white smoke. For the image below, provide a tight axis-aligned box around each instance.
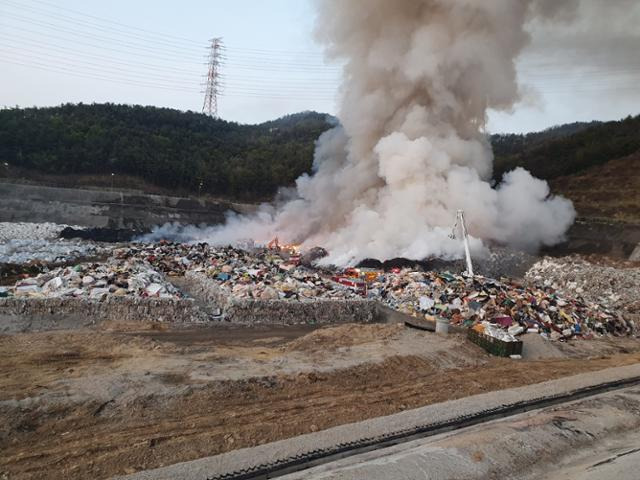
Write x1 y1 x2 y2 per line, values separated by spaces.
149 0 579 265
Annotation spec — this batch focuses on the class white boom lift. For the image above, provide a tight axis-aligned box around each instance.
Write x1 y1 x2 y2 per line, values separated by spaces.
455 209 474 277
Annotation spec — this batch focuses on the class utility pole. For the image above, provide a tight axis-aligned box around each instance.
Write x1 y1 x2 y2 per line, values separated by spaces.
202 37 223 117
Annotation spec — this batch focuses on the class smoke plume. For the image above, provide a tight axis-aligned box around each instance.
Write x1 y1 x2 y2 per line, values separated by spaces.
149 0 580 265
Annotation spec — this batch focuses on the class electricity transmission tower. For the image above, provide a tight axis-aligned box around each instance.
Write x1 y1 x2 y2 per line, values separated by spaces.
202 37 223 117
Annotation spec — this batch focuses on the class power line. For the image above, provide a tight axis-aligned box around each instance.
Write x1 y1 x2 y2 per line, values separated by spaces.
3 0 635 112
0 45 201 82
0 23 204 65
0 33 204 76
0 20 339 73
9 0 206 47
0 5 341 70
7 14 634 77
6 0 330 58
1 0 208 53
224 46 326 58
0 50 338 97
4 0 337 68
0 49 202 86
219 53 339 69
0 45 339 93
0 57 200 92
1 58 337 101
0 12 206 62
0 35 341 87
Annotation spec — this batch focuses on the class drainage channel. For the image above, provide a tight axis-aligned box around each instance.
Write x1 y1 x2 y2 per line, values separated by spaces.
207 375 640 480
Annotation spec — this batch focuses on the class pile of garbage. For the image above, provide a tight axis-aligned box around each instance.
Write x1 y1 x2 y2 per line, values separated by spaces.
118 243 363 301
526 256 640 312
370 268 631 341
112 243 633 340
115 242 213 276
1 258 182 300
5 240 630 341
192 246 364 301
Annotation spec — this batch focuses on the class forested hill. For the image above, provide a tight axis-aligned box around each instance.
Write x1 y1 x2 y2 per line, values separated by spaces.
0 103 638 201
492 115 640 182
491 121 601 157
0 104 332 199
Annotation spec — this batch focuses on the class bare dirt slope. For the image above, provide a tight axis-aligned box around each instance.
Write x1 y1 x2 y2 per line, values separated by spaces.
552 150 640 223
1 322 640 480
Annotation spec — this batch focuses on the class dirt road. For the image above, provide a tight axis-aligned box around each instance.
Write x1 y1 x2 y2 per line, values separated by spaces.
1 322 639 479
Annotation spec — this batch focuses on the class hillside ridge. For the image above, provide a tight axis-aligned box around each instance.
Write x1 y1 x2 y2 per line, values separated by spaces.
1 104 639 218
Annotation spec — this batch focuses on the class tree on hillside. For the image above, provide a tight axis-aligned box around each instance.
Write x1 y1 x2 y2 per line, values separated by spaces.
0 103 332 200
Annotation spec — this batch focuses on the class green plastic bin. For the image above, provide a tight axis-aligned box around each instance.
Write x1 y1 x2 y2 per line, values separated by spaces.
467 328 523 358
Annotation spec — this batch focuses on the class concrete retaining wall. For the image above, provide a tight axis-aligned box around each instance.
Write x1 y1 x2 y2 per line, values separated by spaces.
0 272 384 332
0 297 208 333
183 271 380 325
0 181 255 229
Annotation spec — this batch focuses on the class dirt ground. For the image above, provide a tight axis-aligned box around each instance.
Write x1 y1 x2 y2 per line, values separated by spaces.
1 322 640 480
552 151 640 224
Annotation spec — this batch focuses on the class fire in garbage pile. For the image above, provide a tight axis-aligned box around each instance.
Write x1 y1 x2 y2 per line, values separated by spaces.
194 245 366 301
128 242 630 341
203 250 631 341
1 240 634 342
2 258 182 300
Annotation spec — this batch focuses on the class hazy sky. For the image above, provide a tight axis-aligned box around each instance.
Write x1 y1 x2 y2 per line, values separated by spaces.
1 0 639 133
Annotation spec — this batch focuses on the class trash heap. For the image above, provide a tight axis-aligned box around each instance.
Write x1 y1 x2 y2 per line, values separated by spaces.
2 258 182 300
365 269 632 341
115 243 633 340
115 243 365 301
7 241 627 340
192 246 365 301
115 242 213 276
526 256 640 313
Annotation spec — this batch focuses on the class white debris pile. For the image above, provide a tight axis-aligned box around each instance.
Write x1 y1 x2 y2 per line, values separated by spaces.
478 321 520 343
525 256 640 312
0 239 107 265
0 222 103 264
5 258 182 300
0 222 72 242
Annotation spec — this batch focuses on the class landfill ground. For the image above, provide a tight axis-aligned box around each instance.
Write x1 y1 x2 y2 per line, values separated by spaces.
2 223 640 479
2 320 640 480
278 384 640 480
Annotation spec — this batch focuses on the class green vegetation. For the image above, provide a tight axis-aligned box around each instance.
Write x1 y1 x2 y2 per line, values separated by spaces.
1 103 638 200
0 103 332 199
492 115 640 181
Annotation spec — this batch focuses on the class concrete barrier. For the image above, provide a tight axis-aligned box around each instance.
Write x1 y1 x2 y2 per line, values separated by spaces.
0 297 208 333
0 272 386 332
0 181 254 229
183 271 381 325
